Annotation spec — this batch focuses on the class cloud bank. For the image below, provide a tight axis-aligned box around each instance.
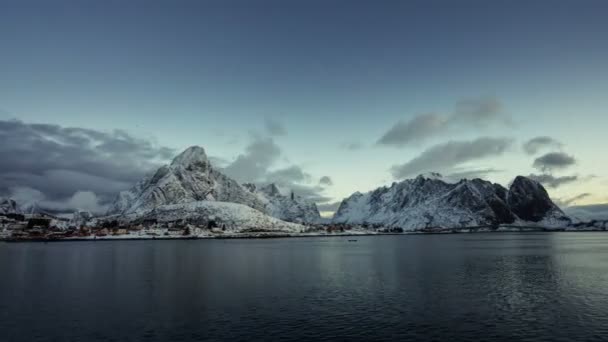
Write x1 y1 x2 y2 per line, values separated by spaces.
533 152 576 172
378 97 509 148
0 120 173 213
527 173 578 188
390 137 512 179
523 136 563 155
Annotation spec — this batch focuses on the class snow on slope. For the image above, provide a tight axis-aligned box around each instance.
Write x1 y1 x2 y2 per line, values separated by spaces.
120 200 304 233
0 197 21 215
108 146 265 215
243 183 321 223
333 174 570 230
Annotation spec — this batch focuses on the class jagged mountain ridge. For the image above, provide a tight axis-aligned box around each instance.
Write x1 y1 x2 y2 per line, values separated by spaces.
333 174 570 229
108 146 266 215
243 183 321 223
0 198 21 215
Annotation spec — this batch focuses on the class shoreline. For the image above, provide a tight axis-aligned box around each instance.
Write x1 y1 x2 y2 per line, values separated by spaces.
2 227 606 243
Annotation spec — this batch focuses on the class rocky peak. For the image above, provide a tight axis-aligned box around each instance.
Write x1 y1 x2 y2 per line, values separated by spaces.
260 183 282 197
108 146 266 215
170 146 209 169
242 183 257 192
507 176 563 222
0 197 20 215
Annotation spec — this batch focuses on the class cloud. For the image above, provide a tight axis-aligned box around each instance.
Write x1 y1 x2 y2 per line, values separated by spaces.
449 97 506 126
264 118 287 136
555 193 591 207
533 152 576 172
0 119 174 212
377 113 446 147
266 165 311 184
222 135 282 183
208 156 230 168
10 187 108 214
221 134 331 204
390 137 513 179
316 201 342 212
341 141 363 151
523 136 563 155
527 173 578 188
377 97 509 148
319 176 333 186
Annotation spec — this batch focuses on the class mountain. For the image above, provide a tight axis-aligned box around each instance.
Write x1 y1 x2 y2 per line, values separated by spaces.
333 174 570 230
0 197 21 215
121 201 303 233
243 183 321 223
108 146 266 215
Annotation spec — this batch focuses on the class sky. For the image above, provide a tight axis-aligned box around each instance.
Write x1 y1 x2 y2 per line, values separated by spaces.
1 0 607 217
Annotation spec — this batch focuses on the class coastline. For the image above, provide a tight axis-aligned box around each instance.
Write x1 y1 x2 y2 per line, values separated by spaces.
2 226 606 243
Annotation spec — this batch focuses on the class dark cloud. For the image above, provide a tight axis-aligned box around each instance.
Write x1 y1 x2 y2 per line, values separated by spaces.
533 152 576 172
0 119 174 212
341 141 363 151
264 118 287 136
377 97 509 148
390 137 512 179
523 136 563 155
527 173 578 188
319 176 333 186
10 187 108 214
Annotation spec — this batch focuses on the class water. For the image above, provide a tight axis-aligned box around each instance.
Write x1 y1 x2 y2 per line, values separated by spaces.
1 233 608 342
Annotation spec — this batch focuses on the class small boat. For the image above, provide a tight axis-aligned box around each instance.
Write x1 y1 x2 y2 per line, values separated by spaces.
348 239 358 242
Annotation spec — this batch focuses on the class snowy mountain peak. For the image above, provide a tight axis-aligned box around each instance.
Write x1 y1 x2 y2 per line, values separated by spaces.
417 172 444 180
334 174 570 230
108 146 266 215
507 176 564 222
170 146 208 168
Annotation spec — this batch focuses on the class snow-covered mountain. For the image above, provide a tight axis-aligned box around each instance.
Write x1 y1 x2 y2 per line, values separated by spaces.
0 197 21 215
120 201 304 233
333 174 570 230
243 183 321 223
108 146 266 215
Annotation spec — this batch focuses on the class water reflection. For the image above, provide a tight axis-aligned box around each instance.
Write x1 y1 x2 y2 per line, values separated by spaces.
2 233 608 341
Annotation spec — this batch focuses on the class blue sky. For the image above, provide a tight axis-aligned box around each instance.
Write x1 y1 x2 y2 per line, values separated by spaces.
1 0 607 214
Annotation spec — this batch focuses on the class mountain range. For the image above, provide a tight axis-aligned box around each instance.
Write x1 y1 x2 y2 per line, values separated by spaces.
333 173 570 229
2 146 578 231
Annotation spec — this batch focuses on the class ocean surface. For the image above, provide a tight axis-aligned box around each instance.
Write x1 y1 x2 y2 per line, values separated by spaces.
2 233 608 342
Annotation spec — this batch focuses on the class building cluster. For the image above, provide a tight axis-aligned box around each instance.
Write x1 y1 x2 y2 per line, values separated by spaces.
0 212 197 241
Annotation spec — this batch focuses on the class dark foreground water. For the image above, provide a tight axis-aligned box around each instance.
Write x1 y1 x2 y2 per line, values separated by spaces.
2 233 608 342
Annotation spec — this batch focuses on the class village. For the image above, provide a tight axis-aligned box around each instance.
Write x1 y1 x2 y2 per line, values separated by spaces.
0 209 410 242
